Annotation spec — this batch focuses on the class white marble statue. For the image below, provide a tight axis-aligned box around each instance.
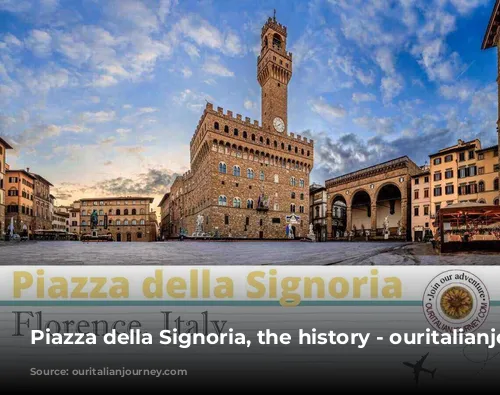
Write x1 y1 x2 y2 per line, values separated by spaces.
397 220 402 236
383 216 390 239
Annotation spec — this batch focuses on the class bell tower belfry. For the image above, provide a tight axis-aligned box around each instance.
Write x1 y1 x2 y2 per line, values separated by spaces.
257 11 292 135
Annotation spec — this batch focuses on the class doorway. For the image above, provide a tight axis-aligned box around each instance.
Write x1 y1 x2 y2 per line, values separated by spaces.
126 233 132 242
116 233 121 242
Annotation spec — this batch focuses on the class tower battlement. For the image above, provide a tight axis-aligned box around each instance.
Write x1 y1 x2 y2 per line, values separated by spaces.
261 16 287 37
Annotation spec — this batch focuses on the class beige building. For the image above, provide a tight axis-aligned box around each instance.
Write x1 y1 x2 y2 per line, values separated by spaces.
161 14 313 240
410 166 431 241
4 169 35 236
69 201 81 235
325 156 421 240
0 137 13 239
78 197 156 242
52 210 69 233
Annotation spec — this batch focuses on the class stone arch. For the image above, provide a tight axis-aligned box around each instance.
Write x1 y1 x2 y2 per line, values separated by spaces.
331 195 347 238
351 189 371 233
375 183 402 231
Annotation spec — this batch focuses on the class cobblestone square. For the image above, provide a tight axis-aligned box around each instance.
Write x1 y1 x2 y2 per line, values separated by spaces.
1 241 499 265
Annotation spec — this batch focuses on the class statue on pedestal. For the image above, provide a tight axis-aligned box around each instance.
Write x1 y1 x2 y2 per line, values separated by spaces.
90 210 98 229
397 220 402 236
383 216 389 239
307 223 316 241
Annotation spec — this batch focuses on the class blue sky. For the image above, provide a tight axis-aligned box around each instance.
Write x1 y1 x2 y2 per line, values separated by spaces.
0 0 498 207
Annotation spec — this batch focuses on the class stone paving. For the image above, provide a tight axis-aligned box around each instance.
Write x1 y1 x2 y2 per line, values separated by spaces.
0 240 499 265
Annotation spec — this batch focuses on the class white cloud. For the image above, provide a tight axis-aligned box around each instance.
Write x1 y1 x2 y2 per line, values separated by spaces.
21 66 70 94
181 66 192 78
173 15 245 56
90 74 118 87
182 42 200 58
137 107 157 114
309 98 347 121
354 116 395 135
439 84 473 101
223 31 245 56
116 128 131 136
123 104 132 109
2 33 23 48
25 29 52 57
449 0 488 16
108 0 159 31
81 110 116 123
374 47 395 74
381 75 404 103
90 96 100 103
244 99 257 110
203 57 234 77
173 89 213 112
158 0 177 23
352 92 376 103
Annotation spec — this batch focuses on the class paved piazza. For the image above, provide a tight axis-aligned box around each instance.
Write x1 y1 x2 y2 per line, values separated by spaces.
0 241 499 265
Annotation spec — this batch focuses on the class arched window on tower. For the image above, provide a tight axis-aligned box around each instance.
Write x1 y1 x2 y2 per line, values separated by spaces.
214 122 219 130
224 125 229 133
243 131 247 139
495 178 499 191
273 33 282 50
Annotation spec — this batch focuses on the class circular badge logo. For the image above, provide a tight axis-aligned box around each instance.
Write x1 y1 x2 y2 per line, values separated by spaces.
423 270 490 333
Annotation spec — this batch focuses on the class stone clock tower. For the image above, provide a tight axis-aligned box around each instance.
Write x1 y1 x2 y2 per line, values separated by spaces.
257 11 292 135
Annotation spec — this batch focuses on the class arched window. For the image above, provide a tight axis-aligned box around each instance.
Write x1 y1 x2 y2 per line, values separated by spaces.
259 136 264 143
251 134 256 141
260 171 265 181
247 199 254 209
99 209 104 215
299 205 304 213
109 219 113 225
300 193 304 200
274 140 277 148
495 178 499 191
273 33 282 49
301 148 304 155
479 181 485 192
132 219 137 225
137 232 142 239
124 209 129 215
281 142 284 149
99 220 104 226
247 169 254 179
224 125 229 133
219 162 227 174
291 192 296 199
274 174 279 183
233 197 241 208
307 150 310 156
300 179 305 188
233 166 241 177
116 220 121 226
266 138 270 145
234 128 239 136
124 219 129 225
288 145 291 151
495 198 499 206
290 177 296 186
214 122 219 130
274 203 279 211
132 209 137 215
82 220 87 226
218 195 227 206
243 131 247 138
140 219 145 225
140 209 145 214
290 204 296 213
109 209 113 214
295 147 298 153
116 209 121 215
82 210 86 216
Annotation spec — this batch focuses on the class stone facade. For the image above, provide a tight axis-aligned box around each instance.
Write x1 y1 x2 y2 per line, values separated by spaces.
4 169 35 236
310 183 327 242
325 156 421 241
30 172 53 232
0 137 13 239
161 14 314 239
77 197 156 242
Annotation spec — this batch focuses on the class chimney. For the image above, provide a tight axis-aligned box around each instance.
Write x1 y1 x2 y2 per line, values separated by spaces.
26 167 30 173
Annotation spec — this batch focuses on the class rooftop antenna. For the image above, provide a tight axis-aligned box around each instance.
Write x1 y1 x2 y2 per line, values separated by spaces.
273 9 276 21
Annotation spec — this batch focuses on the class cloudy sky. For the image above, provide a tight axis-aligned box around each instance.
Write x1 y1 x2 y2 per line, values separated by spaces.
0 0 498 208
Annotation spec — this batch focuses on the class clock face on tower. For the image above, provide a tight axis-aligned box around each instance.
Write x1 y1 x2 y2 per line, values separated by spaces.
273 117 285 133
